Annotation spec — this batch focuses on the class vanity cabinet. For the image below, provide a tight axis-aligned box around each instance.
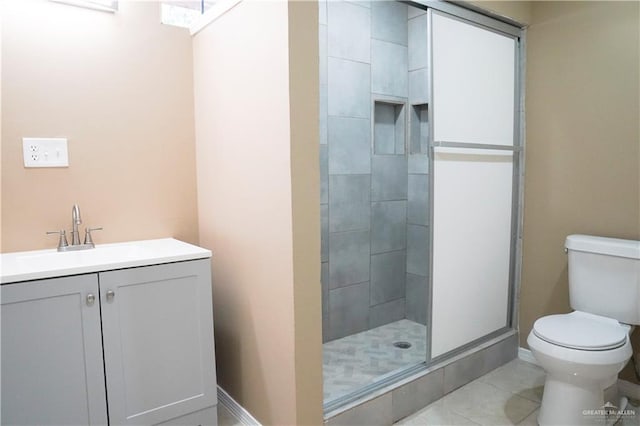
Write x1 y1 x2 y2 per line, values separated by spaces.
1 258 217 426
101 260 217 425
1 274 108 425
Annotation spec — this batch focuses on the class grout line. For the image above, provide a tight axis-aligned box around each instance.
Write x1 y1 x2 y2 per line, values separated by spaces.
329 280 370 291
327 55 372 67
327 114 370 121
371 36 408 48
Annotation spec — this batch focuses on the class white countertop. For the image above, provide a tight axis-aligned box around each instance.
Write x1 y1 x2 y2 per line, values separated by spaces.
0 238 211 284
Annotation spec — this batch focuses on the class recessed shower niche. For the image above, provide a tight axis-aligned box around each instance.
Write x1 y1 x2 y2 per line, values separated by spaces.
409 103 428 154
373 100 406 155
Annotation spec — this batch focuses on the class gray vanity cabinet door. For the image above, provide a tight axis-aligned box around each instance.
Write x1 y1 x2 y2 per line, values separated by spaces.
100 259 217 425
1 275 108 425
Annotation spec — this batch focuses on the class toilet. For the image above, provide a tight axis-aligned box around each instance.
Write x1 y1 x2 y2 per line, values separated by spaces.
527 234 639 426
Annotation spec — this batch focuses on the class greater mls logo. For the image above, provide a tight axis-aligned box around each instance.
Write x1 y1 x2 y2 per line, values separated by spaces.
582 401 637 422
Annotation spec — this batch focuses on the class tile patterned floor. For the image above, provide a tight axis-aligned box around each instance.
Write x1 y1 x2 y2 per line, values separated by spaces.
323 319 427 402
220 358 640 425
396 358 640 426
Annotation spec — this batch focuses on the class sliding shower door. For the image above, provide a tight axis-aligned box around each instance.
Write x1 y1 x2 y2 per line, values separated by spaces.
429 11 519 358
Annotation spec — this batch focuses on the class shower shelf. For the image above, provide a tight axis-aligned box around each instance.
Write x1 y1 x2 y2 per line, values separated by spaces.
409 103 429 155
373 100 406 155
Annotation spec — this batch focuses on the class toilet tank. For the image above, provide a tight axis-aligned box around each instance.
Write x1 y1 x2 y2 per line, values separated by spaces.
566 234 640 325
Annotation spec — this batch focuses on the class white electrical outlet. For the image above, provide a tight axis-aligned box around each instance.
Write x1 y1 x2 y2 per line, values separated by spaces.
22 138 69 168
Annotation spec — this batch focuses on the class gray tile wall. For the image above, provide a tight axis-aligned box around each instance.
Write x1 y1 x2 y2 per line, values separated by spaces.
405 7 430 326
321 0 431 342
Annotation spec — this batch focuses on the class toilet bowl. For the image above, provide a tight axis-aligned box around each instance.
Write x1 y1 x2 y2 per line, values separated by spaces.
527 311 632 426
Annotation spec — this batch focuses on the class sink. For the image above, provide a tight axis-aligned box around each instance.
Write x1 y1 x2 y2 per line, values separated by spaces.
15 244 146 271
1 238 211 284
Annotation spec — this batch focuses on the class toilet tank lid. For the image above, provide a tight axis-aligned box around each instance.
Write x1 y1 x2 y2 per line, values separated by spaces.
565 235 640 260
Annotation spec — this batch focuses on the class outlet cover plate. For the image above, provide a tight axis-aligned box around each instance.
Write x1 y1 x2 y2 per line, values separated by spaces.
23 138 69 168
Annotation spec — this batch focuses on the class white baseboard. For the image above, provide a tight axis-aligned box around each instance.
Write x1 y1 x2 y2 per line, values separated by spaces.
618 379 640 401
518 347 539 366
217 386 261 426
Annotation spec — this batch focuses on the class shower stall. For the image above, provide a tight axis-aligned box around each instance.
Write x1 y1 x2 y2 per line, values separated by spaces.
319 0 524 418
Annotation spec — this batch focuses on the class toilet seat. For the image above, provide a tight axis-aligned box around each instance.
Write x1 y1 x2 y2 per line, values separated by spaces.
533 311 628 351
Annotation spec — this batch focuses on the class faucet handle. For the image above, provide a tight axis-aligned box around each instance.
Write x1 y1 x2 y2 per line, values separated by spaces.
84 227 103 246
46 230 69 250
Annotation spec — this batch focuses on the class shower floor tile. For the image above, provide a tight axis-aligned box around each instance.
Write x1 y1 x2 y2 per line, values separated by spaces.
323 319 427 402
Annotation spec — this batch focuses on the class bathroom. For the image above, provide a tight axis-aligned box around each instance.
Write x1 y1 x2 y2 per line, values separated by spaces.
1 0 639 425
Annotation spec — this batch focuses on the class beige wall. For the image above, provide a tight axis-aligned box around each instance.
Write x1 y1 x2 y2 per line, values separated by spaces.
522 1 640 382
288 1 324 424
468 0 531 25
1 0 198 252
192 1 322 424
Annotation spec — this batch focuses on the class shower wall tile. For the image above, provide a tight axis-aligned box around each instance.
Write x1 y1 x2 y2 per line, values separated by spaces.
372 155 408 201
328 57 371 118
371 39 408 97
321 0 438 337
408 153 429 174
320 24 328 86
329 175 370 232
328 281 370 340
322 262 329 342
371 201 407 253
406 273 428 325
326 394 393 426
408 174 429 226
371 1 408 46
328 116 371 174
329 230 370 288
369 298 405 329
322 262 329 311
394 111 406 155
320 145 328 203
407 224 429 276
328 1 370 63
391 368 443 422
345 0 371 8
418 105 430 153
320 87 328 145
408 15 428 71
409 68 429 104
320 24 328 146
443 350 485 394
483 334 518 373
319 0 327 25
370 250 406 305
321 204 329 261
442 335 518 393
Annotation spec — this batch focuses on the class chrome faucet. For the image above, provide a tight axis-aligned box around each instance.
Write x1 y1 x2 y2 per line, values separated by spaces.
71 204 82 246
47 204 102 251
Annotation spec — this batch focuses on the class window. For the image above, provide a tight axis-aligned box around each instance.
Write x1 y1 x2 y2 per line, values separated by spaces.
160 1 216 28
